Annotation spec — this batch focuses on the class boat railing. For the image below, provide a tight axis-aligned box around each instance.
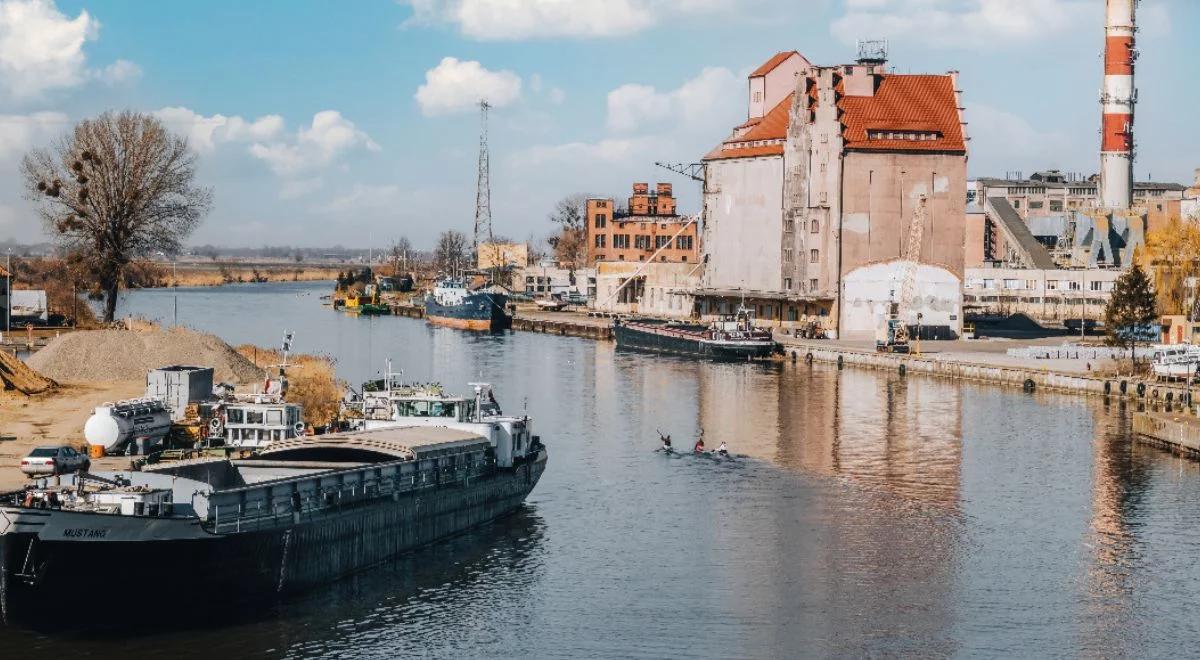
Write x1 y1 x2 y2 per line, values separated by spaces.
203 452 495 535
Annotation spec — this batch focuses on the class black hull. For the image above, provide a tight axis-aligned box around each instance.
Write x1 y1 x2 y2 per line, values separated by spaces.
614 324 776 360
1 452 545 621
424 293 512 332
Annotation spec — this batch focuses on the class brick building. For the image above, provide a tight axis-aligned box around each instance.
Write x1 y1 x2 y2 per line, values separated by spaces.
586 183 699 264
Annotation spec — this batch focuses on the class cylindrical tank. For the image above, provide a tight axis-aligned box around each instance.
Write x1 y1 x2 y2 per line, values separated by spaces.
84 398 172 452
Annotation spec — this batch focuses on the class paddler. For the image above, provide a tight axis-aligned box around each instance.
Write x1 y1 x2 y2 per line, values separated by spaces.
693 438 706 453
660 434 673 452
717 441 728 456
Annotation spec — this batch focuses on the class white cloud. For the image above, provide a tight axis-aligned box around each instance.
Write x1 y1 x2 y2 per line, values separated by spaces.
415 57 521 116
154 106 285 153
279 177 323 200
93 58 141 85
607 67 739 134
0 0 99 97
318 183 406 214
0 110 68 158
510 137 646 168
832 0 1091 49
965 103 1071 173
249 110 380 176
402 0 736 40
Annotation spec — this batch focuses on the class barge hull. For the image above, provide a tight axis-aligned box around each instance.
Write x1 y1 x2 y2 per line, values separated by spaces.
1 452 545 620
614 324 775 360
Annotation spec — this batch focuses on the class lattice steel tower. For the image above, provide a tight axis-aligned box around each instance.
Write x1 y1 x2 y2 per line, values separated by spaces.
473 100 494 253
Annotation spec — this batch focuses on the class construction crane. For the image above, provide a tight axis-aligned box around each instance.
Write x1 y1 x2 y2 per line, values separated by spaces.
654 162 704 182
876 194 927 353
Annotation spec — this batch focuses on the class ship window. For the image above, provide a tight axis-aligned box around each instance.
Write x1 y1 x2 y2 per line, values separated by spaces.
247 410 264 424
227 409 244 424
267 410 283 425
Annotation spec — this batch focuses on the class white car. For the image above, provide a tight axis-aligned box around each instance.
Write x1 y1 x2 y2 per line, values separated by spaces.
20 446 91 476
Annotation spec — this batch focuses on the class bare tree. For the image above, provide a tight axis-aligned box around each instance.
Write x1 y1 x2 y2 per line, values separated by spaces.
22 110 211 322
389 236 413 274
547 193 590 270
434 230 468 274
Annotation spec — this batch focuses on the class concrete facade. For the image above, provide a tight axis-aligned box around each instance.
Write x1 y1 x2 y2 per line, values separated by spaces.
593 261 699 318
963 266 1120 321
840 261 963 340
701 156 784 293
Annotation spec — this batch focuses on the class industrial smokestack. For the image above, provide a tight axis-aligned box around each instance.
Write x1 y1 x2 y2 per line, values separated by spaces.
1099 0 1137 211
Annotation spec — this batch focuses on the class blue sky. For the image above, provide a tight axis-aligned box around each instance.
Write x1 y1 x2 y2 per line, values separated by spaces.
0 0 1196 249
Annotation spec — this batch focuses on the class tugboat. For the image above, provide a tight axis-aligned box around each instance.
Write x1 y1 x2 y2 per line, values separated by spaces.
614 306 778 360
424 277 511 332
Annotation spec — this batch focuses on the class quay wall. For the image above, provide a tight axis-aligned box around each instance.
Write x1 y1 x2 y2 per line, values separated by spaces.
511 316 613 340
1133 413 1200 457
777 338 1200 402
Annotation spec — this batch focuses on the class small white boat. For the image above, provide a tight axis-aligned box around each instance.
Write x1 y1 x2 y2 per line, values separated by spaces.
1151 344 1200 379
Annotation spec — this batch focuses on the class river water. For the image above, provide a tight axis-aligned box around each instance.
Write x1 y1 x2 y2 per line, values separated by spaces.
5 281 1200 659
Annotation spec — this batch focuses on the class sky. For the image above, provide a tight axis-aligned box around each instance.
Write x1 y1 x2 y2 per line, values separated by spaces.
0 0 1196 250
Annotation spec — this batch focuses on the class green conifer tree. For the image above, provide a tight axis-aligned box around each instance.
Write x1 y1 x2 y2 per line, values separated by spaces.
1104 263 1159 363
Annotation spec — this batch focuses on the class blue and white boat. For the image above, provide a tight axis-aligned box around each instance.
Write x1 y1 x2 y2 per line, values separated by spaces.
424 277 511 332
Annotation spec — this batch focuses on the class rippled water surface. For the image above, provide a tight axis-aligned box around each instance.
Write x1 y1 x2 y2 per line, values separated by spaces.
5 281 1200 658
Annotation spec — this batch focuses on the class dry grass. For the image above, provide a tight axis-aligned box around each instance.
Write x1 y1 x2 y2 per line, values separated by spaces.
236 345 344 427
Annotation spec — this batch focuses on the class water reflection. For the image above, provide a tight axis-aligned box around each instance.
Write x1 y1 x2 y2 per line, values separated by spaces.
698 362 964 507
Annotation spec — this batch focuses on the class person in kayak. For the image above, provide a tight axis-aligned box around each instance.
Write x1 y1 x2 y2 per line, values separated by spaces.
693 438 706 453
660 433 673 452
717 441 728 456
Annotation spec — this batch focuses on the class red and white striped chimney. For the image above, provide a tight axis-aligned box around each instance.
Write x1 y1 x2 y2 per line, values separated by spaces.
1099 0 1137 211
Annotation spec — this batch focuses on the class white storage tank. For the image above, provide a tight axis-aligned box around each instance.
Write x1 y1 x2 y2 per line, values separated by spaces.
84 398 173 453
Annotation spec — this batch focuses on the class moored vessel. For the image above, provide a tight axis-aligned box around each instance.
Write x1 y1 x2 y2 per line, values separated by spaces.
424 278 511 331
0 424 546 620
614 307 778 360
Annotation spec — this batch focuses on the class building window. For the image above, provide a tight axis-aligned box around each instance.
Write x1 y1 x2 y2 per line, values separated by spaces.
1004 279 1020 289
810 278 819 290
810 249 819 263
1049 201 1063 212
1029 201 1044 209
674 235 693 251
594 235 606 248
613 234 630 249
635 235 650 250
753 91 762 103
594 214 607 228
619 255 624 261
1068 281 1081 291
1025 280 1037 290
655 236 670 249
1090 280 1103 291
1013 200 1021 209
783 248 793 263
783 278 793 290
1046 280 1058 290
811 219 820 233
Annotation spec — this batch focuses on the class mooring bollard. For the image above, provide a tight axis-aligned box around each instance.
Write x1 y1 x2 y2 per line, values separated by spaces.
837 355 844 370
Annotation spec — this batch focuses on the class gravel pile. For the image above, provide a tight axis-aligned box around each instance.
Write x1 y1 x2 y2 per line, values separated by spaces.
28 328 265 384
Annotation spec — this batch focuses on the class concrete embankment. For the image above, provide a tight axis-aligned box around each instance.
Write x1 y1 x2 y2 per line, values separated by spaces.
1134 412 1200 457
389 304 614 340
775 336 1199 403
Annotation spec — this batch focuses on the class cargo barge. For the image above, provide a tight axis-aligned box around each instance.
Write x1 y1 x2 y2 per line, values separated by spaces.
0 425 545 621
424 278 512 332
613 308 778 360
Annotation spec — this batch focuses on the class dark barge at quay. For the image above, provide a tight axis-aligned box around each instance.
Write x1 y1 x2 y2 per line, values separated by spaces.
613 309 778 360
0 425 546 620
424 277 512 332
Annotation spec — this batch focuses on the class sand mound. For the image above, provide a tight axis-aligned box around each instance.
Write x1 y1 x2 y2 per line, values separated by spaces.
0 350 57 395
28 328 266 384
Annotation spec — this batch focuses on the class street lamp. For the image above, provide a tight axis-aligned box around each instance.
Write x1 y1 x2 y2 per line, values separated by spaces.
157 251 177 327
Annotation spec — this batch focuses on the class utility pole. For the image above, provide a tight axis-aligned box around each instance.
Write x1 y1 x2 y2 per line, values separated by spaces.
5 249 10 335
473 100 494 257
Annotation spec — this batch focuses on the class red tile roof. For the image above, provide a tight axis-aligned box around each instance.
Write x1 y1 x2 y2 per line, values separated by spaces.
705 73 964 161
840 74 965 153
704 94 792 161
749 51 798 78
